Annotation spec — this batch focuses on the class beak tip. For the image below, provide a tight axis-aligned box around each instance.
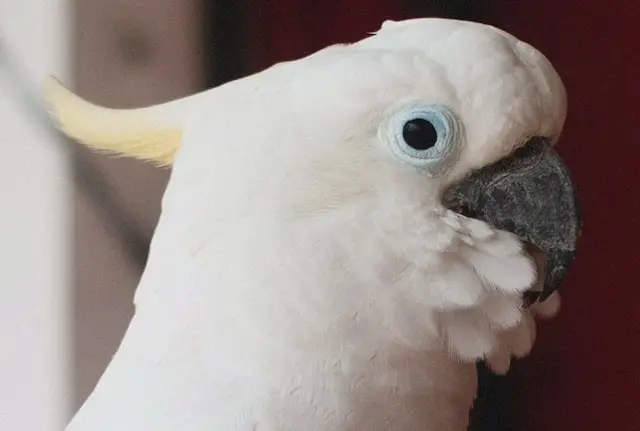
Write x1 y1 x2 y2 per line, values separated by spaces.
445 137 582 304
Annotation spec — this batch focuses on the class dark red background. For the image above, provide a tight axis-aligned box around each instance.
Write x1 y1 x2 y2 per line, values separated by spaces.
235 1 640 429
488 2 640 430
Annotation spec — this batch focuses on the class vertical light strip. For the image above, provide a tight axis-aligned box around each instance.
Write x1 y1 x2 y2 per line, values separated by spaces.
0 0 72 429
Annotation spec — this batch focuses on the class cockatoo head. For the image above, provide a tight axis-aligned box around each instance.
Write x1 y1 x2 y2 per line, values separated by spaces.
45 18 580 359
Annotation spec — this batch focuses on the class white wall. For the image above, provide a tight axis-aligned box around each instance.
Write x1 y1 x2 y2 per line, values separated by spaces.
0 0 72 429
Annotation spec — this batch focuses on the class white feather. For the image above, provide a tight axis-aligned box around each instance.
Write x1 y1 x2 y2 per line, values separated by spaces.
65 18 567 431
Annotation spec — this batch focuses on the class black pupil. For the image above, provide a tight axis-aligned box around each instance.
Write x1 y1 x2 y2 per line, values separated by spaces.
402 119 438 150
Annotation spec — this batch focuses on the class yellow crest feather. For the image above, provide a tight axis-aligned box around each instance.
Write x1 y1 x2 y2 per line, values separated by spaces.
43 77 183 165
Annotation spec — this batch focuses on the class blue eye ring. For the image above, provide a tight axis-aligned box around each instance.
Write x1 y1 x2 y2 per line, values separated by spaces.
381 103 463 174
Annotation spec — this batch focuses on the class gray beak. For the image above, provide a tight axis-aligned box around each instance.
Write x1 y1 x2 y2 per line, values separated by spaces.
444 137 582 303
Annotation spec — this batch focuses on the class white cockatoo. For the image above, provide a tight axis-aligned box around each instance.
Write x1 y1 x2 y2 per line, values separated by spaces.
45 18 581 431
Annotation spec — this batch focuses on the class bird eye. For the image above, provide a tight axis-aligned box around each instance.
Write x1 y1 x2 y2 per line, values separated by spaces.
402 118 438 150
382 103 462 173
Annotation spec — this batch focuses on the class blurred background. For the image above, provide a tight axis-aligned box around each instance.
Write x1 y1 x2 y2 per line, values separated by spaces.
0 0 637 430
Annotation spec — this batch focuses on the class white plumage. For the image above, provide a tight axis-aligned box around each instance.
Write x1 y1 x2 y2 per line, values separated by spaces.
47 18 568 431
